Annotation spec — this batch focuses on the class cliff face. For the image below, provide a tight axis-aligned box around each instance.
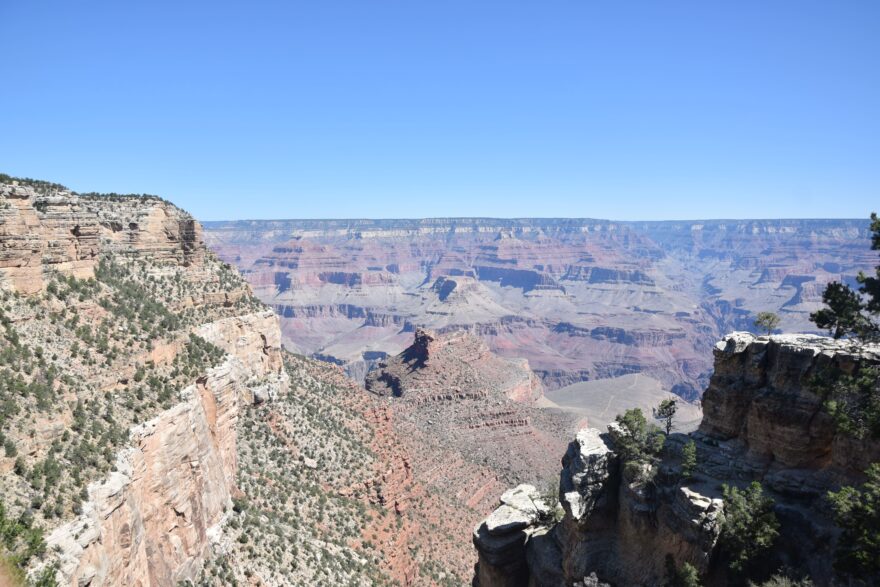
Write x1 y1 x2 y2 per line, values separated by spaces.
0 179 287 586
44 313 287 586
204 217 871 399
0 183 203 294
473 333 880 586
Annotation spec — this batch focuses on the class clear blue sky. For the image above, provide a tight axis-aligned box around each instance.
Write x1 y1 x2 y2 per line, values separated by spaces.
1 1 877 221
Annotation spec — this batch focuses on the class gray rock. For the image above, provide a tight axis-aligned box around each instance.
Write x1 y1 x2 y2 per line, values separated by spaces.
560 428 617 522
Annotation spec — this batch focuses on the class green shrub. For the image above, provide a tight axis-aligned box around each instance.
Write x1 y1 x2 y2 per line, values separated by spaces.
827 463 880 580
614 408 665 463
720 482 779 574
813 366 880 439
0 500 47 570
664 554 702 587
749 572 813 586
681 440 697 479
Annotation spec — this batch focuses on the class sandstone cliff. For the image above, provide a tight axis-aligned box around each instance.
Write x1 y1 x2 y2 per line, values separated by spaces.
0 178 287 586
43 313 288 586
474 333 880 586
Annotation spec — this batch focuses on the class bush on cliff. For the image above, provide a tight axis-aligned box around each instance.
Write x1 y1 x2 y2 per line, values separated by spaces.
812 365 880 440
614 408 666 464
754 312 781 336
750 573 814 587
719 482 779 576
0 501 47 573
680 440 697 479
827 462 880 580
664 554 702 587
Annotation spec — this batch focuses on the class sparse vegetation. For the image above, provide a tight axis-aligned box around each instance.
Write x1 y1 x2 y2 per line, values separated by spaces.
749 573 814 587
0 500 47 575
221 354 401 585
653 398 677 435
754 312 780 335
0 180 266 581
538 480 565 524
664 554 702 587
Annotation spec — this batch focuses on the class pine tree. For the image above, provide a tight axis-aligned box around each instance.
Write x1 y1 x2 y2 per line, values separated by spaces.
811 213 880 340
754 312 781 335
827 463 880 579
654 399 677 435
681 440 697 479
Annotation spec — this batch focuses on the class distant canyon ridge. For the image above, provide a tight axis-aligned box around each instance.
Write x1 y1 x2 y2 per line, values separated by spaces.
204 218 871 401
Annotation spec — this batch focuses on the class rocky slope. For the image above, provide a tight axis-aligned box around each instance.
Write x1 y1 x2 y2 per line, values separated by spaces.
204 218 871 400
360 329 581 580
473 332 880 586
0 178 292 586
207 350 525 586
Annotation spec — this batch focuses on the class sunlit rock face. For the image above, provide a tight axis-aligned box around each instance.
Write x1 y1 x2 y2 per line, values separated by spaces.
0 183 204 294
204 217 871 398
0 178 287 586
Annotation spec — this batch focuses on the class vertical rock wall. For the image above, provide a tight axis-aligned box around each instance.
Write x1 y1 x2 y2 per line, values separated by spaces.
45 312 288 587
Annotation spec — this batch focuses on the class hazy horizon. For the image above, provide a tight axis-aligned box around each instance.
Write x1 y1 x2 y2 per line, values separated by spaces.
202 215 870 224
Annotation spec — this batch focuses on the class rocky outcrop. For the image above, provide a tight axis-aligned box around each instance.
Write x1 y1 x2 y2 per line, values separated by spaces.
364 329 580 580
700 332 880 473
559 429 617 523
473 485 554 587
473 333 880 586
366 328 545 404
0 183 202 294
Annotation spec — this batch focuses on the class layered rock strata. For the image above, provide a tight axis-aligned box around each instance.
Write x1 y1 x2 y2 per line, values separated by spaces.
0 183 203 294
205 217 871 398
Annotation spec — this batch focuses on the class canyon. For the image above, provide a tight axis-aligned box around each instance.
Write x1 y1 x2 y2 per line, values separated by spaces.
2 174 876 587
204 217 871 403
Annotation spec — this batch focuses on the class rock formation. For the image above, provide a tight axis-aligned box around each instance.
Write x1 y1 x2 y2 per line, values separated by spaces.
366 327 544 403
43 313 288 586
0 183 203 295
0 177 287 586
362 329 581 580
474 333 880 586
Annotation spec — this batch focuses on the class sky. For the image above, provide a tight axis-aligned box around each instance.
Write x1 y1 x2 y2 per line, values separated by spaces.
0 1 878 221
